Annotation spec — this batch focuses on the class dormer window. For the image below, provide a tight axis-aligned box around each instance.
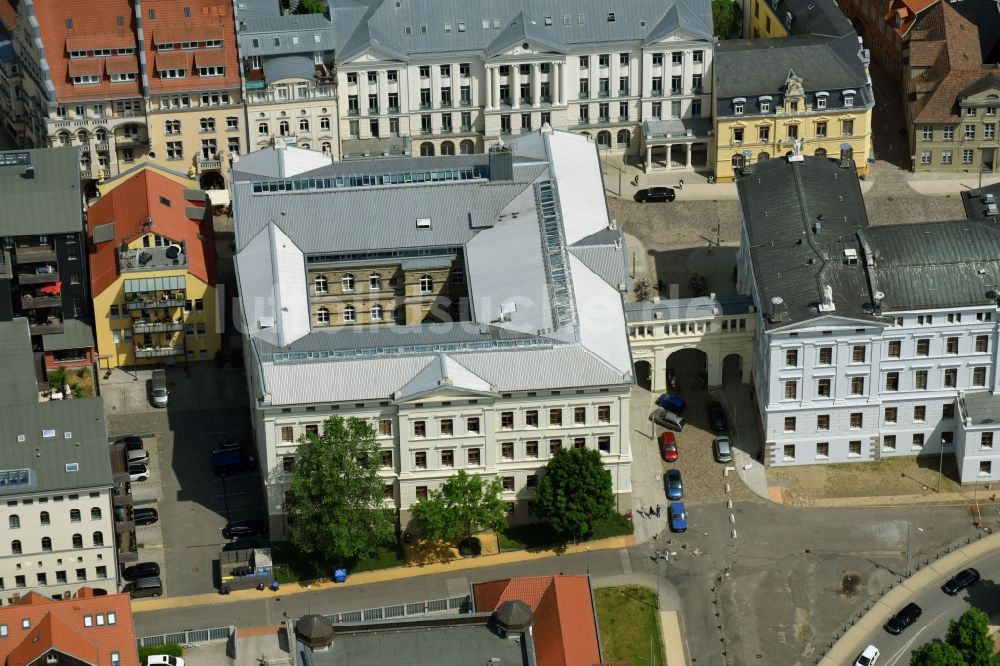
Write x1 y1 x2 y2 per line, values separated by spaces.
759 96 772 113
733 98 745 115
815 92 828 109
843 91 855 107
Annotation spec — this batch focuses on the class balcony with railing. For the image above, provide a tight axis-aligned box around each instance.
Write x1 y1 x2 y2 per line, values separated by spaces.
17 265 59 284
125 295 186 311
578 91 591 100
28 317 64 336
119 243 187 274
116 135 150 149
132 319 184 334
134 345 184 359
196 155 223 172
651 89 664 97
15 244 57 263
20 291 62 309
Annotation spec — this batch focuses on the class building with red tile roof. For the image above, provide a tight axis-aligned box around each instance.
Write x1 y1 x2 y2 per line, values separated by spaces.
86 167 220 368
0 589 139 666
904 2 1000 175
473 575 604 666
837 0 939 81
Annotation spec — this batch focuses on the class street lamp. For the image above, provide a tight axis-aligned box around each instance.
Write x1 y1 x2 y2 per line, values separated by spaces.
906 524 924 576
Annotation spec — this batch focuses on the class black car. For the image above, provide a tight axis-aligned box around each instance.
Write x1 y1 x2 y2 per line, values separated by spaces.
634 187 676 203
884 602 922 634
133 507 159 526
114 436 144 451
707 401 728 433
122 562 160 581
942 568 980 595
222 520 268 540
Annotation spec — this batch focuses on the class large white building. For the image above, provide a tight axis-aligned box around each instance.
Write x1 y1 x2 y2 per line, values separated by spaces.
0 319 117 603
737 152 1000 482
232 0 715 170
232 130 634 536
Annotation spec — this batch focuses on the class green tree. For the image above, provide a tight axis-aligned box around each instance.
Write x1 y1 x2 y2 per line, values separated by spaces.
532 447 615 541
712 0 743 39
910 641 966 666
411 470 507 540
294 0 327 13
945 608 996 666
284 416 394 563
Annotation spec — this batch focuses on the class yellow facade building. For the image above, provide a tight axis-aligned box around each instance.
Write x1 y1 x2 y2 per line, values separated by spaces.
87 168 220 368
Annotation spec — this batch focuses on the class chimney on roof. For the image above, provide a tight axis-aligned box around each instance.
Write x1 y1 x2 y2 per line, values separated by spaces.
769 296 786 323
489 142 514 182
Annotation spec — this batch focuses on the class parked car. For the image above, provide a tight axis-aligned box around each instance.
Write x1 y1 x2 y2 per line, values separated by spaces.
665 469 683 500
942 568 980 596
212 448 257 476
128 463 149 482
655 394 686 414
122 562 160 581
147 656 184 666
650 409 685 431
883 602 922 635
659 432 679 462
126 448 149 465
854 645 880 666
222 520 268 540
218 437 242 451
707 401 728 433
114 436 144 451
668 502 687 532
713 436 733 463
132 507 158 526
634 187 676 203
124 576 162 598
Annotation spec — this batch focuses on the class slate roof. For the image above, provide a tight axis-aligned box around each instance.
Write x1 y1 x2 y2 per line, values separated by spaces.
0 148 83 236
262 54 316 83
959 390 1000 427
86 168 216 297
738 155 873 329
235 130 632 406
472 576 601 666
769 0 855 37
42 317 96 352
714 33 872 114
962 184 1000 221
0 591 139 666
907 2 991 124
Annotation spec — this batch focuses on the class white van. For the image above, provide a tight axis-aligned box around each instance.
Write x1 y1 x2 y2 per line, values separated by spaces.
151 370 168 408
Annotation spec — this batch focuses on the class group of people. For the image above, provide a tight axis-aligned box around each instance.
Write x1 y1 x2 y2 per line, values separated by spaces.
637 503 662 519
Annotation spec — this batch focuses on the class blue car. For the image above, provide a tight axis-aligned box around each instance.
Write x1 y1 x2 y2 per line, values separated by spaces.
668 502 688 532
665 469 683 500
656 394 686 414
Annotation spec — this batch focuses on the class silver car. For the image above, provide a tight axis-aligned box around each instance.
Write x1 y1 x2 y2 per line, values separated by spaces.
713 436 733 463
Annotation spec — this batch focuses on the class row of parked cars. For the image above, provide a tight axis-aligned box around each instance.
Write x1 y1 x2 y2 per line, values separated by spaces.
112 435 163 598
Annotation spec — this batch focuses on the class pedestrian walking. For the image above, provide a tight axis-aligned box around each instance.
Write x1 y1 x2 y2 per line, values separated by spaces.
638 504 645 517
655 504 662 518
654 549 662 560
632 175 639 187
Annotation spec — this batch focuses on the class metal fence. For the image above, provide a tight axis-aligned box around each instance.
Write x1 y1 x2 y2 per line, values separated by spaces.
136 595 470 648
137 626 232 648
322 594 470 624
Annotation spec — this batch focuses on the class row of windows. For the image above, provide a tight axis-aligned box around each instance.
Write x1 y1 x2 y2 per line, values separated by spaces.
778 441 994 464
782 402 955 433
0 566 108 590
159 92 233 109
110 299 204 317
782 334 990 367
732 92 853 116
313 272 463 294
8 507 101 528
920 117 998 142
155 39 223 51
257 117 332 135
5 492 91 505
164 117 239 134
919 149 984 166
782 365 989 399
8 532 105 554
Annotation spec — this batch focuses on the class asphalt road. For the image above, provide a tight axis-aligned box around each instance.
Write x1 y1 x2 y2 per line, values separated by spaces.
851 549 1000 665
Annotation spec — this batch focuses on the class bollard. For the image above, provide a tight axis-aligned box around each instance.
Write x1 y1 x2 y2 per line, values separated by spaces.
729 513 736 524
725 483 731 493
732 529 738 539
727 499 733 509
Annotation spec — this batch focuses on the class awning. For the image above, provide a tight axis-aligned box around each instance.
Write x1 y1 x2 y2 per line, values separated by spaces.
205 189 230 207
153 25 223 45
194 50 228 68
262 55 315 83
66 34 135 52
155 51 189 71
105 56 139 75
67 59 103 77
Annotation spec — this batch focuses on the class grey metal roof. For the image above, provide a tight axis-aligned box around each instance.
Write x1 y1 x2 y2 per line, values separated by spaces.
738 155 873 329
771 0 855 37
568 246 626 291
859 220 1000 312
237 7 341 55
0 398 113 496
0 320 42 407
643 118 713 142
329 0 714 63
42 318 96 352
624 295 755 322
714 34 872 114
962 185 1000 222
0 148 83 236
262 55 316 83
960 390 1000 427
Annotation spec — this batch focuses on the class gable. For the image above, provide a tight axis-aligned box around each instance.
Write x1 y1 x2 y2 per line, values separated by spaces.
768 314 887 334
342 46 406 64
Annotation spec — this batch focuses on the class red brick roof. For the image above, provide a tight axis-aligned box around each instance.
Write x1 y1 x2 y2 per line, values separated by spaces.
907 2 989 123
473 576 602 666
0 589 139 666
86 168 216 297
140 1 240 94
884 0 938 38
0 0 15 30
32 0 142 103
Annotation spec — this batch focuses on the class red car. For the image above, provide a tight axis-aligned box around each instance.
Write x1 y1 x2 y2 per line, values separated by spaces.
659 432 678 462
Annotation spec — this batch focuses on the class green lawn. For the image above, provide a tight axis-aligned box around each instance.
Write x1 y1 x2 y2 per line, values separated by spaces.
594 585 664 666
498 514 634 552
271 541 405 584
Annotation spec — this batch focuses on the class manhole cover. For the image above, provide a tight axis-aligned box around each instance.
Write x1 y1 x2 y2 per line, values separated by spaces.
838 572 862 597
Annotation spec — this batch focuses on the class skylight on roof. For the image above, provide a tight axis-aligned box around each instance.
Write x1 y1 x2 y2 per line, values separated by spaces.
416 217 432 229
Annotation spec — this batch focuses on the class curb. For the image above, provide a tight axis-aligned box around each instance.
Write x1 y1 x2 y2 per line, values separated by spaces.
132 534 636 613
818 531 1000 664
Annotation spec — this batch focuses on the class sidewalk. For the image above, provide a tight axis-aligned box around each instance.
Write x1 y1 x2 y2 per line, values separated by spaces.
132 534 635 613
819 531 1000 665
